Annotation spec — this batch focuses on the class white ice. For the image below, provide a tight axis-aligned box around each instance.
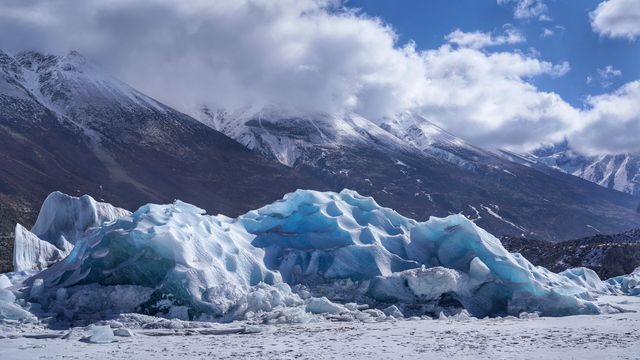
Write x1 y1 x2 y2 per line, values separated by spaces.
14 189 617 323
31 191 130 247
13 224 71 272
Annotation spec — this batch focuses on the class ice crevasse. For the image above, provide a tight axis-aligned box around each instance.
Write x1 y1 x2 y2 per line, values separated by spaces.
13 189 607 322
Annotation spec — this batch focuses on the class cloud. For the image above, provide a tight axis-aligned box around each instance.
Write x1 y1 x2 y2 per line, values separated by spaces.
598 65 623 87
570 81 640 154
587 65 623 88
497 0 550 21
445 27 525 49
0 0 636 154
415 45 576 150
541 28 554 38
590 0 640 40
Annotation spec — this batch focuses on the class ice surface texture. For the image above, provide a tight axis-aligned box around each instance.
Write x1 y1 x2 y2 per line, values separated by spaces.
31 191 130 246
13 224 70 271
21 189 604 321
11 192 128 272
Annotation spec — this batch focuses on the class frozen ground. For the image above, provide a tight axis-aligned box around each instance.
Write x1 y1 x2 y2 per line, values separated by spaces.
1 295 639 360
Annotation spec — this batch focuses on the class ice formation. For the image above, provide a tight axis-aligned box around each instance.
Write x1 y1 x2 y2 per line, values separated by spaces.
13 224 71 272
31 191 130 246
11 189 612 323
87 325 117 343
607 267 640 296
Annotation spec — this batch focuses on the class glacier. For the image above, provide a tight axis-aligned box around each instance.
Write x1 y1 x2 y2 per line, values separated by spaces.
11 191 129 272
1 189 627 324
13 224 71 272
31 191 131 246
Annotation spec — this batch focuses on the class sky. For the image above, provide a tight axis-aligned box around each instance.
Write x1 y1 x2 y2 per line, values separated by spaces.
349 0 640 106
0 0 639 154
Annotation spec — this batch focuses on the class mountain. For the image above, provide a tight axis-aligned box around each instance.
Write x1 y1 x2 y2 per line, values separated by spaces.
198 105 640 242
502 228 640 279
0 50 326 271
506 140 640 197
2 48 640 266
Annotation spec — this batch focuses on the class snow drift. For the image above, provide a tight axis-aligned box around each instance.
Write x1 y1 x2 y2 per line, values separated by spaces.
5 190 616 323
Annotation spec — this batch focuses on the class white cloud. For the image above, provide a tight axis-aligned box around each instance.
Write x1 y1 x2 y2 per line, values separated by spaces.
497 0 550 21
415 45 576 150
590 0 640 40
0 0 636 154
570 81 640 154
587 65 623 88
445 27 525 49
541 28 554 38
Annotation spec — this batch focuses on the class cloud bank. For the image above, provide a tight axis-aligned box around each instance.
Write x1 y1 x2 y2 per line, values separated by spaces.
591 0 640 40
0 0 638 154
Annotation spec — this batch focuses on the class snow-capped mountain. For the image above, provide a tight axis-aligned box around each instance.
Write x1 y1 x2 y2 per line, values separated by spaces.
198 104 640 242
0 50 324 272
200 106 491 171
513 140 640 197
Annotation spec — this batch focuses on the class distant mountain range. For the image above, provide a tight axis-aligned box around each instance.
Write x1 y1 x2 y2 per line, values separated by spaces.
502 140 640 197
1 49 639 272
198 104 640 241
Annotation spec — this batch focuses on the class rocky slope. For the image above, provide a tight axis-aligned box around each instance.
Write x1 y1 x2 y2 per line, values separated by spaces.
502 229 640 279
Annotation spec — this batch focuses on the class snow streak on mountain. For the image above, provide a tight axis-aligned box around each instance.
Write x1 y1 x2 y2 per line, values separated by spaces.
199 103 640 241
512 140 640 197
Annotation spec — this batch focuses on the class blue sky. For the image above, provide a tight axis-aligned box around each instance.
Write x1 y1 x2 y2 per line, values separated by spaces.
348 0 640 108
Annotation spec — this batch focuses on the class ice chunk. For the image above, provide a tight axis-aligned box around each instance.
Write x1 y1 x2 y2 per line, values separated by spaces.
383 305 404 318
13 224 71 271
0 274 11 289
31 191 130 246
0 287 37 323
22 189 608 322
0 288 16 303
0 301 37 322
468 257 491 281
560 268 611 294
607 267 640 296
242 325 262 334
306 297 347 315
88 325 117 343
113 328 134 337
28 200 284 321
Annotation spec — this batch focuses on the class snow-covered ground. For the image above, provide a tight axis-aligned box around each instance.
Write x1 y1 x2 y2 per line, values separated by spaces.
1 295 639 360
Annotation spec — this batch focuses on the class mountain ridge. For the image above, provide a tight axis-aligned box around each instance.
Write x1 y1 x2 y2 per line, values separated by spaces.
197 103 640 242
